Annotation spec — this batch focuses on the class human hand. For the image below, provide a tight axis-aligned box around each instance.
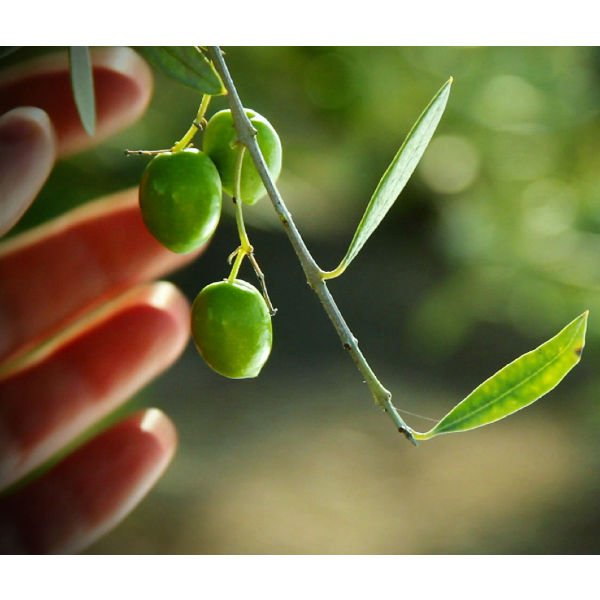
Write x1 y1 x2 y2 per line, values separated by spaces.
0 48 198 553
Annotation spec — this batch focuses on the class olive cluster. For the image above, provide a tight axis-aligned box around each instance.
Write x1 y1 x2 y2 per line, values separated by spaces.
138 109 282 378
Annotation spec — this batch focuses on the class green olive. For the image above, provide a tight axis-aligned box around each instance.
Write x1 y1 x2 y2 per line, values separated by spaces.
191 279 273 379
139 148 222 253
202 109 282 205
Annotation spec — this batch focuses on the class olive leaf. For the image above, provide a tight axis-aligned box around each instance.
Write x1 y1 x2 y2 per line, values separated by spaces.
412 311 588 441
136 46 225 96
68 46 96 136
325 78 452 278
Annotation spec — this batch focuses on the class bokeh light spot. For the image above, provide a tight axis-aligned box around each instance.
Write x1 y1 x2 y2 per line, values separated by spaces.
474 74 545 129
419 134 481 194
521 178 576 237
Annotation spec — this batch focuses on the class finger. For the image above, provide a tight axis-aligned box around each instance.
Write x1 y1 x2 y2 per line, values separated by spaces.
0 407 176 554
0 281 189 490
0 107 56 236
0 188 202 361
0 47 153 156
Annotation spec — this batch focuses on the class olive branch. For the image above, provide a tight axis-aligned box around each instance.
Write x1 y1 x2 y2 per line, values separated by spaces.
206 46 417 443
39 44 587 444
207 47 587 445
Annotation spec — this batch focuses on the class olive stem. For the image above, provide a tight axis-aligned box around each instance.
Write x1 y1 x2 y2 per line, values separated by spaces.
227 248 245 282
171 94 211 153
247 252 277 316
208 46 416 446
232 145 276 315
232 146 252 253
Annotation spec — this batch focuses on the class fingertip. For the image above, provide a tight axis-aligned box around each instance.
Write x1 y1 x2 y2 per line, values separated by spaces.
143 281 192 368
0 192 202 362
0 281 190 489
138 407 178 467
0 106 56 236
0 408 179 554
60 408 179 554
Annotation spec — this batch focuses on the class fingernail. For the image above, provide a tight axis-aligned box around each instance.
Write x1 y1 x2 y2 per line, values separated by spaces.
139 408 178 459
0 107 56 236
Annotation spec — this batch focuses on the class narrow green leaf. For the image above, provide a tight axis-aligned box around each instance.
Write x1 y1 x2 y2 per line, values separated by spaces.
68 46 96 136
0 47 21 59
136 46 225 95
413 311 588 440
327 78 452 277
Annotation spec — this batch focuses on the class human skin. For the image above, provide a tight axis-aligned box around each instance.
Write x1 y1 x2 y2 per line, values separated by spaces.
0 47 199 553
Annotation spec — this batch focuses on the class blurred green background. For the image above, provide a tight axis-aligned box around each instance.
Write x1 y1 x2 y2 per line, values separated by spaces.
7 46 600 553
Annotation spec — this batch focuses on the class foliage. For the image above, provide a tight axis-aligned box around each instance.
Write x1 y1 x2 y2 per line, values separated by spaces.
325 78 452 278
68 46 95 136
1 46 594 444
135 47 225 96
134 46 588 442
414 311 587 439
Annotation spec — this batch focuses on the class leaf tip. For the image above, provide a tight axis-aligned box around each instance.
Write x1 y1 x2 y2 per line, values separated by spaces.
574 309 589 358
83 117 96 137
577 309 589 331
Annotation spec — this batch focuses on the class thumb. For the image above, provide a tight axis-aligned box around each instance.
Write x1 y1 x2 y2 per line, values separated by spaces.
0 107 56 236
